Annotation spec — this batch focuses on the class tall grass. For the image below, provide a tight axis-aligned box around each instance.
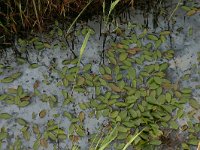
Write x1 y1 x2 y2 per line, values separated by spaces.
103 0 120 30
66 0 93 35
122 128 145 150
89 124 145 150
168 0 182 21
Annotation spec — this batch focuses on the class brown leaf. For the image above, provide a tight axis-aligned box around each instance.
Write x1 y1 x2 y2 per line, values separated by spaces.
78 111 85 122
33 124 40 134
40 138 48 148
116 43 124 49
127 47 141 54
103 74 112 80
109 83 124 93
11 24 17 33
39 109 47 118
187 9 197 16
69 135 79 143
162 82 172 90
33 80 40 89
20 96 31 101
77 76 85 85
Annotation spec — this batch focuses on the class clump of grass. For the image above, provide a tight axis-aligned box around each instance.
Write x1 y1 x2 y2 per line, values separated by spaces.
0 0 166 49
89 124 145 150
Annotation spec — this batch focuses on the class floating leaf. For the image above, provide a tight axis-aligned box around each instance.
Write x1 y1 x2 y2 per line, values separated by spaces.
29 63 39 69
57 28 63 36
16 118 27 126
58 134 67 140
109 83 123 93
0 94 7 101
39 109 47 118
181 88 192 94
22 130 30 141
119 53 128 61
147 34 158 41
187 9 197 16
129 109 137 119
18 101 30 107
181 6 191 11
187 138 199 145
104 66 112 74
108 56 117 65
169 120 179 129
189 99 200 109
166 93 171 102
103 74 112 80
149 83 159 90
155 40 162 49
0 113 12 120
0 77 14 83
83 64 92 72
48 132 57 141
76 126 85 137
160 30 171 35
40 138 48 148
78 111 85 122
0 132 7 140
77 76 85 85
149 139 162 145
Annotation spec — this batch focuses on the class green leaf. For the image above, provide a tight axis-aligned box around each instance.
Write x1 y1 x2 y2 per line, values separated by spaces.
0 113 12 119
16 118 27 126
29 63 39 69
0 132 7 140
104 66 112 74
149 139 162 145
169 120 179 129
147 34 158 41
155 40 162 49
76 126 85 137
189 99 200 109
0 94 7 101
0 77 14 83
181 88 192 94
63 111 72 120
57 28 63 36
83 64 92 72
119 53 128 61
154 77 162 85
165 92 171 102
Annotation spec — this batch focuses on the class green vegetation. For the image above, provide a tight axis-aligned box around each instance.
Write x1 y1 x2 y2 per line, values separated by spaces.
0 0 200 149
0 21 200 149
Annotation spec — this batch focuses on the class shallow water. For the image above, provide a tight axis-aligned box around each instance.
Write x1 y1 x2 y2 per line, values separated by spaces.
0 0 200 150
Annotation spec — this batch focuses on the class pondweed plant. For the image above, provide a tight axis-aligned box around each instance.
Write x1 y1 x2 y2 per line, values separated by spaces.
0 1 200 150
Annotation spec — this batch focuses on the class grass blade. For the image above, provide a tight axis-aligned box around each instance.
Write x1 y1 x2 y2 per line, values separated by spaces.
67 0 93 34
71 28 92 93
98 124 119 150
122 128 145 150
168 0 182 21
108 0 120 16
78 29 92 64
89 129 104 150
32 0 41 31
104 0 120 30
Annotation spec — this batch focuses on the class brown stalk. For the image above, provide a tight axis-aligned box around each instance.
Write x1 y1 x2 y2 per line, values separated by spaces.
32 0 42 31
